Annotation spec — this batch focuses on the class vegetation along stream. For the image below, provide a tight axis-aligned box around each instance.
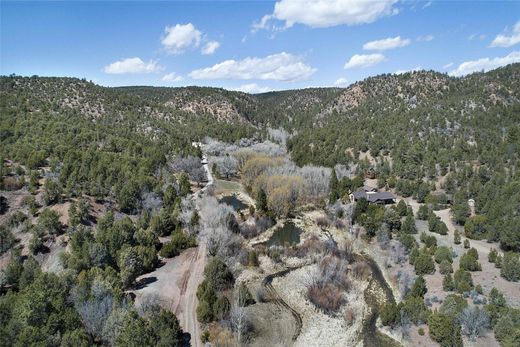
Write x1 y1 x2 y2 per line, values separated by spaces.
358 253 402 347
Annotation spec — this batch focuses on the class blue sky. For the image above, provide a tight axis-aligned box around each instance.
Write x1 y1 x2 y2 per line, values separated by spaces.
1 1 519 92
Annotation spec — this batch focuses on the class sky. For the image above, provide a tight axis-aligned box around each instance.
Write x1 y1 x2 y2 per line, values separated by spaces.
1 0 520 93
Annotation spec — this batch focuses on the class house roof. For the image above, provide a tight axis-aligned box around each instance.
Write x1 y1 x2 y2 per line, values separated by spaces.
363 185 377 192
352 190 395 203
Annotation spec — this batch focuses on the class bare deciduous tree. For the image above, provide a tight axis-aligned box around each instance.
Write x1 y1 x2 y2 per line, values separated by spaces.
76 293 113 338
211 155 238 179
459 306 489 341
102 306 130 346
230 288 251 345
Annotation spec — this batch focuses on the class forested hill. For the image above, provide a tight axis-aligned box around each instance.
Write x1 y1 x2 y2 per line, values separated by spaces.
2 66 520 250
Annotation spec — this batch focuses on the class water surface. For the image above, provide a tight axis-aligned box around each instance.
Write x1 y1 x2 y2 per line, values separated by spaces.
265 221 303 247
219 195 248 211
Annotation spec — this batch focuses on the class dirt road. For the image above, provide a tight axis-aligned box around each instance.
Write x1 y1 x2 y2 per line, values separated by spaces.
133 242 206 346
177 242 206 347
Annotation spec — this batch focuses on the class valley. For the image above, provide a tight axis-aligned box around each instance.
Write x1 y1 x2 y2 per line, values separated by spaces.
1 65 520 347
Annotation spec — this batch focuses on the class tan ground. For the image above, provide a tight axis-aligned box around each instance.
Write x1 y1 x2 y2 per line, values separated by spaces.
133 242 206 346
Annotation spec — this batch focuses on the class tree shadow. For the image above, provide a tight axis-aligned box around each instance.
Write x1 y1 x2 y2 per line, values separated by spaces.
133 276 158 290
181 332 192 347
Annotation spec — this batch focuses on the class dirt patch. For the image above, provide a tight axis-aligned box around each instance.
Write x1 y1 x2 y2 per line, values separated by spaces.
132 243 206 347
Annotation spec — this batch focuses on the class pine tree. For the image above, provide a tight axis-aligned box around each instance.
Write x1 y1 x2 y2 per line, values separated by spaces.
256 188 268 213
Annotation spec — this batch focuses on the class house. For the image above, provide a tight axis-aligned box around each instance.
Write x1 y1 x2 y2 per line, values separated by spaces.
350 190 396 205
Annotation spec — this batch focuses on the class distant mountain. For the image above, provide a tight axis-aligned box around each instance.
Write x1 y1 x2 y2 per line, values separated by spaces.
3 64 518 132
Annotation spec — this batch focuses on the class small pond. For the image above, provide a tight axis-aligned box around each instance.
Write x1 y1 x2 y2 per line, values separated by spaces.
219 195 248 211
265 221 303 247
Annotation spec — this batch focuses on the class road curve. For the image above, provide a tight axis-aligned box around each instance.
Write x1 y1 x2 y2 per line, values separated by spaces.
261 267 304 341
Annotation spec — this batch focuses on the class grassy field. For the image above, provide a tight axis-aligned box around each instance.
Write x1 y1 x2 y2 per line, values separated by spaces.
213 179 243 195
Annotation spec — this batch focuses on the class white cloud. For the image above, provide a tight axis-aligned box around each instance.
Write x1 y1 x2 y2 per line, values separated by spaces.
344 53 385 69
104 57 161 74
395 66 422 74
255 0 398 30
162 73 184 83
161 23 201 54
202 41 220 55
417 34 434 42
422 1 432 9
443 62 454 69
189 52 316 82
449 51 520 76
363 36 410 51
490 20 520 47
230 83 272 94
334 77 349 86
252 15 274 32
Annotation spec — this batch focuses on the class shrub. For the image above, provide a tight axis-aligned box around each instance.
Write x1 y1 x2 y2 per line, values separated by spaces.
428 312 463 347
454 230 461 245
409 247 420 265
352 262 370 280
464 215 487 240
463 239 470 249
204 257 234 291
248 250 259 267
454 269 473 293
381 302 400 327
460 248 481 271
316 216 331 227
396 200 408 217
488 248 498 263
159 230 196 258
434 246 453 264
29 231 45 255
414 252 435 275
443 274 455 291
495 254 502 268
410 276 427 298
213 296 231 320
493 307 520 346
439 260 453 275
197 300 214 323
420 232 437 249
0 225 16 255
401 214 417 234
417 205 430 220
435 221 448 235
38 208 62 235
501 252 520 282
307 282 345 314
237 282 255 306
418 327 425 335
440 294 467 318
398 232 417 251
402 296 430 324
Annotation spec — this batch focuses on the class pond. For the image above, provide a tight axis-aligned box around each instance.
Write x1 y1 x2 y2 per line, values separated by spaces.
219 195 248 211
265 221 303 247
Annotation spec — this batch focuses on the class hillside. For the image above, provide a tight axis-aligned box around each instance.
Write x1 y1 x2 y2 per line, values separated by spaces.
1 64 520 347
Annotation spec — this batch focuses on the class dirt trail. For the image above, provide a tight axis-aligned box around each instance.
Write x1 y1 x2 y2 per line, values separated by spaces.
262 267 303 341
177 242 206 347
133 243 206 346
